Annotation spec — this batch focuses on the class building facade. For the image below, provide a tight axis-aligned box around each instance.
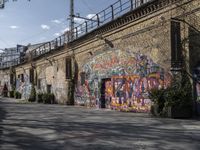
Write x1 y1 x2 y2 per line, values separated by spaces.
0 0 200 114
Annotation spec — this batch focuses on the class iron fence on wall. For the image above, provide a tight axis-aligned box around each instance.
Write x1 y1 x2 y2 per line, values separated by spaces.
0 0 153 69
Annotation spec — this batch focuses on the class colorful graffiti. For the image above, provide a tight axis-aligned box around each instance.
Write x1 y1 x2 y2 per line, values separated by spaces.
16 73 32 99
111 74 165 112
75 49 171 112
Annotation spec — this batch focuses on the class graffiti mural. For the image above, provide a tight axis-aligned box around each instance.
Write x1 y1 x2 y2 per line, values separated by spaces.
16 73 32 99
75 49 171 112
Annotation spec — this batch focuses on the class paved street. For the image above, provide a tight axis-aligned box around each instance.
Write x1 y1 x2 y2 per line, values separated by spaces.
0 98 200 150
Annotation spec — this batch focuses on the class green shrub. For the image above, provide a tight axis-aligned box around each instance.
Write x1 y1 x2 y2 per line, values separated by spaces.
37 93 43 103
9 91 15 98
149 71 193 118
149 88 166 116
42 93 55 104
28 85 36 102
15 91 22 99
49 93 55 104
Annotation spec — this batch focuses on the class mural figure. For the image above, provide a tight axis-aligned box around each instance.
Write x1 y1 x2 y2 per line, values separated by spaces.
75 49 171 112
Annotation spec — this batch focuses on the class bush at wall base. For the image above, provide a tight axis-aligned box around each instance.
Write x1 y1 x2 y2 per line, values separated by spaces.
149 72 193 118
28 85 36 102
9 91 15 98
37 93 43 103
42 93 55 104
14 91 22 99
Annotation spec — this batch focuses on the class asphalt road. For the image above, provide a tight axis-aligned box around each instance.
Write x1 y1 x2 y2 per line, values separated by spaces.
0 97 200 150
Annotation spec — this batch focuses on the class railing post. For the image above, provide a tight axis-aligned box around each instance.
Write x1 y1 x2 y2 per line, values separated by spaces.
96 14 100 26
85 21 88 33
135 0 137 8
130 0 133 10
111 5 114 20
55 38 58 49
75 27 78 39
44 44 46 53
119 0 122 11
49 42 51 50
59 36 62 46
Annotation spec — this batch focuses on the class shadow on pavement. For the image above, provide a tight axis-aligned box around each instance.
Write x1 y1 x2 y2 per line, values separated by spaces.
0 99 199 150
0 98 7 147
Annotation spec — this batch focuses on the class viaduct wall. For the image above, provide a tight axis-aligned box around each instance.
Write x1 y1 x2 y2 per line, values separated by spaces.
1 0 200 112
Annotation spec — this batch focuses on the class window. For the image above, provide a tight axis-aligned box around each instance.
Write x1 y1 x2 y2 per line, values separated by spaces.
29 68 34 83
171 21 182 69
66 58 72 79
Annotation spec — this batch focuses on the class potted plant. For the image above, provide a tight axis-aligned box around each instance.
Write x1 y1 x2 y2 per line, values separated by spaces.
164 72 193 118
149 88 165 117
28 85 36 102
14 91 22 99
9 90 15 98
37 92 43 103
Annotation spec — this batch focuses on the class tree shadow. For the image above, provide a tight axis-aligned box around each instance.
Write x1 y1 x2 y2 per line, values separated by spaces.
0 102 200 150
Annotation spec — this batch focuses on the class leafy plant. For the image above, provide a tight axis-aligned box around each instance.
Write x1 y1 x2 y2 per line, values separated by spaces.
28 85 36 102
149 88 165 115
37 92 43 103
42 93 55 104
9 91 15 98
15 91 22 99
149 71 193 118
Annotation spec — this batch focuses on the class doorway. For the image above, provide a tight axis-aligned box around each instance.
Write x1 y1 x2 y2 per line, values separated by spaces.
100 78 111 108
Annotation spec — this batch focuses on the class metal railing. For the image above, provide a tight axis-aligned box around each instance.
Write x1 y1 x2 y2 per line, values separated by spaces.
0 0 155 69
30 34 66 59
69 0 152 41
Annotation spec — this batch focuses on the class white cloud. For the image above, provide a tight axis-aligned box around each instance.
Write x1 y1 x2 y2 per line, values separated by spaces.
51 19 61 24
61 27 69 33
86 14 96 19
54 33 60 37
41 24 50 30
74 18 85 24
74 14 98 24
9 25 19 29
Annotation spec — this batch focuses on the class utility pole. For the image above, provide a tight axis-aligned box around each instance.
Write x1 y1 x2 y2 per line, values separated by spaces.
70 0 75 40
68 0 75 105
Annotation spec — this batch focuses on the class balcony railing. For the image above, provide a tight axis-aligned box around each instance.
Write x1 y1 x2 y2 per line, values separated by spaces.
68 0 152 41
0 0 176 69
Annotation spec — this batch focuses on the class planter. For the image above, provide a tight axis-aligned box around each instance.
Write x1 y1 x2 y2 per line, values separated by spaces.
167 106 192 119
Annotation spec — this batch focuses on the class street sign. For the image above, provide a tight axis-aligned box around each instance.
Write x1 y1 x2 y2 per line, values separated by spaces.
0 0 4 9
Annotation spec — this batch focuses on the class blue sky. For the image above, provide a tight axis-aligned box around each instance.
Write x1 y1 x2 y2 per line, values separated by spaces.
0 0 117 49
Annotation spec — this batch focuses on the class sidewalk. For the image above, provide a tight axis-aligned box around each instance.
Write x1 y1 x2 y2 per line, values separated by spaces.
0 96 26 103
